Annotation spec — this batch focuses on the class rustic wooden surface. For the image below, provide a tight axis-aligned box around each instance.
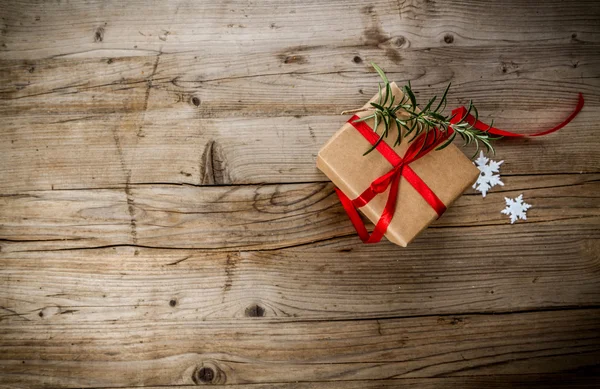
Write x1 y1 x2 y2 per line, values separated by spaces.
1 0 599 387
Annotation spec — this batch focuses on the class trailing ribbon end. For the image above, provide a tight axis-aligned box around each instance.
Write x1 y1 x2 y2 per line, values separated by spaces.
451 93 585 138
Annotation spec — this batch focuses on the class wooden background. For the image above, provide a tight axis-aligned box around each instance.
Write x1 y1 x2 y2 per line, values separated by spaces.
1 0 599 387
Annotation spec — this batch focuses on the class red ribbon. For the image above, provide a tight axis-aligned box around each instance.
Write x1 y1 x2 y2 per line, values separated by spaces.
336 93 584 244
450 93 585 137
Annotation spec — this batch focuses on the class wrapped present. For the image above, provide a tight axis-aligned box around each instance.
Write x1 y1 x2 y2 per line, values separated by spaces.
317 82 479 246
317 75 584 246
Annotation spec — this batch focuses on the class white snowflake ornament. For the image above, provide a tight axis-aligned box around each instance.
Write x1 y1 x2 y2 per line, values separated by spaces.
501 194 532 224
473 151 504 197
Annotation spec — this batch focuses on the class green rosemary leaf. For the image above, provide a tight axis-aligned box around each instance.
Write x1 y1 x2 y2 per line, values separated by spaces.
363 132 385 156
471 136 480 159
382 81 391 106
404 82 417 108
428 112 446 121
483 119 495 133
416 127 431 156
342 63 498 157
370 102 385 111
481 136 493 153
434 83 451 113
372 62 389 84
422 95 437 113
382 113 390 138
405 110 421 118
422 118 435 128
435 131 457 151
404 119 418 137
464 100 474 121
407 122 422 143
352 113 376 123
394 117 404 145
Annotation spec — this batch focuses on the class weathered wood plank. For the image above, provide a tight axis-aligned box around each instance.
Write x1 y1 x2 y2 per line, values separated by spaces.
2 112 598 192
91 375 600 389
0 309 598 387
0 55 155 194
1 0 599 60
4 45 598 117
1 43 598 192
1 224 598 323
139 44 600 117
90 375 600 389
1 2 599 388
1 174 598 252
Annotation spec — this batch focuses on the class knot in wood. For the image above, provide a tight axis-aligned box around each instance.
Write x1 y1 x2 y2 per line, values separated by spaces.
197 367 214 383
245 304 265 317
394 36 406 47
192 363 225 385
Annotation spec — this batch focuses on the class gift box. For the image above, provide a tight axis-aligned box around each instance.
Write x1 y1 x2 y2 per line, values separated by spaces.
317 82 480 246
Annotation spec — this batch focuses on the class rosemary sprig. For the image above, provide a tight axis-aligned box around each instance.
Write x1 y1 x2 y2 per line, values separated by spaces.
342 63 500 157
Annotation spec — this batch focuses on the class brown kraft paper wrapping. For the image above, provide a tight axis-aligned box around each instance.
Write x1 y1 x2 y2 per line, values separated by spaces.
317 82 480 247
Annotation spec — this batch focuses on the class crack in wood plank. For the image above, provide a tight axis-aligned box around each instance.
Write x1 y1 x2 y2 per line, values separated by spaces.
0 306 32 321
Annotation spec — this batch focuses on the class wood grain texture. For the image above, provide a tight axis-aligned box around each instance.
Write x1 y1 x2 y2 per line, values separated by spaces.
1 174 598 251
1 236 598 324
0 309 599 387
80 375 600 389
1 174 599 323
1 42 599 191
2 0 600 387
0 0 599 60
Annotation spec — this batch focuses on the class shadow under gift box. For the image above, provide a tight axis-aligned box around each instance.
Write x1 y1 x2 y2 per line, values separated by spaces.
317 82 480 247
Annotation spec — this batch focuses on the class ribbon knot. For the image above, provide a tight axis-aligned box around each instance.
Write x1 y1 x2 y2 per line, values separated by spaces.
336 115 449 243
370 163 404 194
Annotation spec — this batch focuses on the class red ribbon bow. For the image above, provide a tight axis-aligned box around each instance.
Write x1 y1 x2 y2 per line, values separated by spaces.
336 93 584 244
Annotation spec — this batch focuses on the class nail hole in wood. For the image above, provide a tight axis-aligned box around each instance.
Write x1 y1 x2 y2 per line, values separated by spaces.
443 34 454 44
94 26 105 43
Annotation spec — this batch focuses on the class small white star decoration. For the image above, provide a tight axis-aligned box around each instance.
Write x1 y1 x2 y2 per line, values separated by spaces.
470 151 532 225
473 151 503 197
501 194 532 224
